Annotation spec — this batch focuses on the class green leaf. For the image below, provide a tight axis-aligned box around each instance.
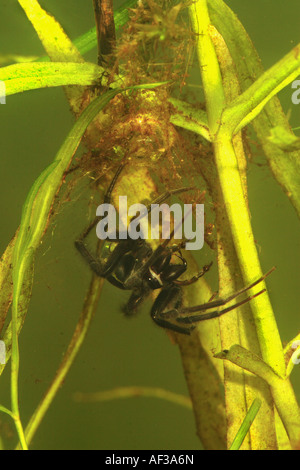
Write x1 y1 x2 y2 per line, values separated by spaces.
221 45 300 135
22 0 138 63
0 237 15 335
16 0 137 113
208 0 300 220
0 62 104 96
169 98 211 141
268 126 300 151
18 0 87 113
215 345 283 383
229 399 262 450
18 0 84 63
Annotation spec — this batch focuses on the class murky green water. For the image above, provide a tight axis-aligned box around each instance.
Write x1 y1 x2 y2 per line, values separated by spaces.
0 0 299 450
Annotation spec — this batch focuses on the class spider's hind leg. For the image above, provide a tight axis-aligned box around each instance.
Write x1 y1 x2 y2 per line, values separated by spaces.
175 287 266 325
151 268 275 334
177 266 276 320
150 286 195 335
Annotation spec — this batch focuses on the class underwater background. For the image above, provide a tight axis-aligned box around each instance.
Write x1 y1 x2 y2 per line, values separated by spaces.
0 0 299 450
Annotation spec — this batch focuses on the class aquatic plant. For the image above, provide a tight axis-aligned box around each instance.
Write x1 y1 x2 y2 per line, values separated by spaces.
0 0 300 450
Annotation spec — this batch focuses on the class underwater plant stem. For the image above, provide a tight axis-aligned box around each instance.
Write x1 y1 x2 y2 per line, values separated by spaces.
11 316 28 450
74 386 192 409
218 345 300 447
188 5 276 448
214 136 300 446
189 0 300 449
270 380 300 447
207 0 300 222
12 415 28 450
178 336 227 449
213 137 285 375
188 0 225 133
189 0 248 448
11 252 33 451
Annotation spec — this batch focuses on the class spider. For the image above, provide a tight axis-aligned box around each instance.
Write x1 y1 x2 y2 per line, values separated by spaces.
75 164 273 335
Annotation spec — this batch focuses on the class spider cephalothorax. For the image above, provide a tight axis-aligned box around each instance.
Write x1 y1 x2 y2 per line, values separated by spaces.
75 164 272 334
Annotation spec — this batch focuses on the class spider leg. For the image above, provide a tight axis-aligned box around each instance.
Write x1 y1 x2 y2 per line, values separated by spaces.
103 162 126 204
127 186 194 228
77 217 99 242
169 241 187 253
76 162 126 244
173 262 213 286
176 288 266 324
75 237 132 278
123 285 150 317
145 187 195 211
75 163 128 274
130 229 188 280
150 268 274 334
125 188 198 281
178 266 275 315
151 286 195 335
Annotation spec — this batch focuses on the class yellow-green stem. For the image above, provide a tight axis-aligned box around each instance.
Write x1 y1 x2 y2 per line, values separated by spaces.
189 0 300 449
213 137 285 375
188 0 225 132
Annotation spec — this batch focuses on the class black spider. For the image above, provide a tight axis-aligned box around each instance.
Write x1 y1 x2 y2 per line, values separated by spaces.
75 165 272 335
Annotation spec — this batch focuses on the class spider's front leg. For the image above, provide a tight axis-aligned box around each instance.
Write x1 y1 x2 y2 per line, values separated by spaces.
75 234 133 280
173 261 213 287
75 235 104 277
122 284 151 317
75 163 127 278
